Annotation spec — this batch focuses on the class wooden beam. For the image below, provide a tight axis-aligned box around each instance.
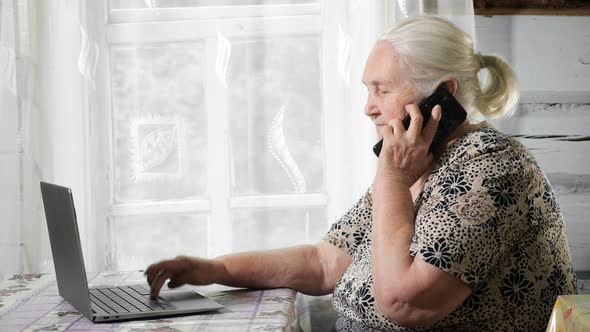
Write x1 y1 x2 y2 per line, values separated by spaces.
476 5 590 15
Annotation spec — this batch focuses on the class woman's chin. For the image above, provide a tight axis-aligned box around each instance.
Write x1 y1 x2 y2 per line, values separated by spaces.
375 127 383 139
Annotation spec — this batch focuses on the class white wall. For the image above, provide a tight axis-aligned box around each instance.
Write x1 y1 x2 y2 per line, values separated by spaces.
476 15 590 271
476 15 590 103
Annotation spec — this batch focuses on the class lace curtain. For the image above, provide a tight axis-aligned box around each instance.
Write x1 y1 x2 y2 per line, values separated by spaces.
0 0 475 278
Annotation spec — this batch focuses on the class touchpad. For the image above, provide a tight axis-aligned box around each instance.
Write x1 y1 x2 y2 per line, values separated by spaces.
158 290 223 311
159 290 205 302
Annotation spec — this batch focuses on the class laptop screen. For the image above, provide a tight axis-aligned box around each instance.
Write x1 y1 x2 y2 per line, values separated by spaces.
40 182 93 319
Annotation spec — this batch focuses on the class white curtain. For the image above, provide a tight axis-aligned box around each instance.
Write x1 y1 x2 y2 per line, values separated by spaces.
390 0 475 42
1 0 475 278
0 0 19 280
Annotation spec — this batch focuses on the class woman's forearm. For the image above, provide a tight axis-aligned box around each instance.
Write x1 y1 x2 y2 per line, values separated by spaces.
215 244 328 295
371 173 417 307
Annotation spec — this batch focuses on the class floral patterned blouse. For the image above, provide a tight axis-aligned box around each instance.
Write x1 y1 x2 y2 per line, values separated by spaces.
323 123 578 332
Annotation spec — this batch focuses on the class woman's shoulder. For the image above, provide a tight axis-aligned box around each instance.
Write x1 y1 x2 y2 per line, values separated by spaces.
439 122 530 168
425 122 541 190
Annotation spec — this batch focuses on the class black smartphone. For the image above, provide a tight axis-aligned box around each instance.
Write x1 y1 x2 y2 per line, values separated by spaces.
372 84 467 157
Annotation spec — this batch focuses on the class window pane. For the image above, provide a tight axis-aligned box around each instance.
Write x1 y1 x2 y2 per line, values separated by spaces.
231 207 327 251
112 213 208 270
228 36 324 195
111 0 318 10
111 43 207 202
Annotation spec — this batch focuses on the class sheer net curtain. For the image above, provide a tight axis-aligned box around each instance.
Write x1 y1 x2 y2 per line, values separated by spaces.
2 0 475 278
1 0 92 279
0 0 19 280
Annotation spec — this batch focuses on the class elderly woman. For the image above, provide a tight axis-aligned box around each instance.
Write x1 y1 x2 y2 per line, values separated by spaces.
145 16 577 331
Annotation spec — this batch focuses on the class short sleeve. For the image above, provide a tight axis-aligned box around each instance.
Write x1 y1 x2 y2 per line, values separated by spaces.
410 148 529 288
322 187 373 256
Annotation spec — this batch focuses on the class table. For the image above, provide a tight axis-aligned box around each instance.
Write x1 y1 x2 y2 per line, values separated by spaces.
546 294 590 332
0 271 308 332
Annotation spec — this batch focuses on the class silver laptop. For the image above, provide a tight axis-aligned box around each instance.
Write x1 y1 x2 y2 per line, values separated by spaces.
40 181 223 322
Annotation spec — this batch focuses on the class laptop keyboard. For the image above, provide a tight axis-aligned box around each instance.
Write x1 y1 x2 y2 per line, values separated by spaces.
90 285 176 314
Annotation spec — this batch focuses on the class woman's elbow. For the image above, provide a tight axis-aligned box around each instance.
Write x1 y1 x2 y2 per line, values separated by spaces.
375 292 440 327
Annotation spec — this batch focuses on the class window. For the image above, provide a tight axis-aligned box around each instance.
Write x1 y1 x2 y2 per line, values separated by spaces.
102 0 351 270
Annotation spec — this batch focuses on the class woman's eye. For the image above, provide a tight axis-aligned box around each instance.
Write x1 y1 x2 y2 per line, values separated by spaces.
379 90 390 94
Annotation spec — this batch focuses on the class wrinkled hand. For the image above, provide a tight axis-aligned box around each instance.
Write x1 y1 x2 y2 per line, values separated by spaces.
144 256 224 298
377 104 441 187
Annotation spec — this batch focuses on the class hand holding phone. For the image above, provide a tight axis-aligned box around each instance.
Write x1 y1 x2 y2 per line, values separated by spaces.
373 84 467 157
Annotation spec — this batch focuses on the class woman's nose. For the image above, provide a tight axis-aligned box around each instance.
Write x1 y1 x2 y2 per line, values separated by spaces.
364 97 379 117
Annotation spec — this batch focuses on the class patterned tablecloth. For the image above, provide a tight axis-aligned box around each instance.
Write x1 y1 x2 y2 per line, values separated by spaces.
0 271 307 332
546 294 590 332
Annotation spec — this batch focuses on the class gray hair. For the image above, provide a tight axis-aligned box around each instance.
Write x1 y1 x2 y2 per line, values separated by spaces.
379 15 519 119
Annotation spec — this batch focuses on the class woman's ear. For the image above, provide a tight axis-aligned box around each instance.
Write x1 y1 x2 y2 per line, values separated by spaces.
443 80 458 96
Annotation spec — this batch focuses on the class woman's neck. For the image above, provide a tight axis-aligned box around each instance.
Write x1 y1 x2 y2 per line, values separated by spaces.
432 120 485 157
